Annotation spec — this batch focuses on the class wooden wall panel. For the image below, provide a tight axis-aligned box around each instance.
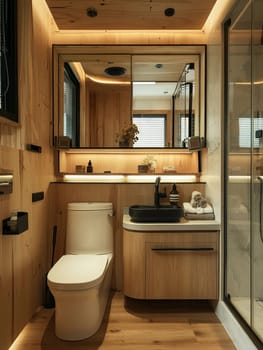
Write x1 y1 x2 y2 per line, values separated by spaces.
0 149 20 348
0 1 55 349
88 83 131 147
0 237 13 350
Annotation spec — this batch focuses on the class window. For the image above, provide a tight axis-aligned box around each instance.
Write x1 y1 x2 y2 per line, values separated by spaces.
0 0 18 122
132 114 166 147
239 117 263 148
179 115 190 144
64 63 80 147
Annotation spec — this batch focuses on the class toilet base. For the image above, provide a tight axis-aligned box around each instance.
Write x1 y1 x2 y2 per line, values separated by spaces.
52 256 113 341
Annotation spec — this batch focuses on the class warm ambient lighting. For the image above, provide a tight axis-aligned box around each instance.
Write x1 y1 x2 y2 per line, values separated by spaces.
228 175 251 183
63 174 197 183
133 82 156 85
202 0 233 33
85 74 130 85
8 326 27 350
64 174 125 182
233 81 263 85
229 175 263 183
127 175 196 183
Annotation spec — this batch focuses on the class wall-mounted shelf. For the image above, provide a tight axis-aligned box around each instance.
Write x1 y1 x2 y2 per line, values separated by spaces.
57 149 200 176
2 212 28 235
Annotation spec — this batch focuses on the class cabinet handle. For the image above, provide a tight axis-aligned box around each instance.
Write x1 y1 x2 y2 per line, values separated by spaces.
151 247 214 252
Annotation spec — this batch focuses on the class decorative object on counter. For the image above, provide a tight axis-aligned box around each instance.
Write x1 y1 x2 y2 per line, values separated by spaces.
183 190 215 220
115 123 139 147
3 211 29 235
169 184 180 205
190 190 207 208
163 166 177 174
75 165 86 173
138 164 148 173
87 160 93 173
183 136 205 151
143 155 157 172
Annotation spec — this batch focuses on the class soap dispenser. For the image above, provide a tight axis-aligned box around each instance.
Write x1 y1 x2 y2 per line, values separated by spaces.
87 160 93 173
169 184 180 205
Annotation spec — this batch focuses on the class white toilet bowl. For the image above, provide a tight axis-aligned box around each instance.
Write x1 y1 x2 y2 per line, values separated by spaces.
48 253 113 340
47 202 114 341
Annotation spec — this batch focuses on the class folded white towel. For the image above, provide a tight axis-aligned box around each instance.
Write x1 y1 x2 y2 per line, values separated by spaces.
183 202 214 214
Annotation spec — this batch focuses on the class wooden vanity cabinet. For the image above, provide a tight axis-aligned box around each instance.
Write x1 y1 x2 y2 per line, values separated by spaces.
123 229 219 300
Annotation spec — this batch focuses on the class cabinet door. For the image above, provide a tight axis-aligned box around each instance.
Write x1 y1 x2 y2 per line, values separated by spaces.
146 242 218 299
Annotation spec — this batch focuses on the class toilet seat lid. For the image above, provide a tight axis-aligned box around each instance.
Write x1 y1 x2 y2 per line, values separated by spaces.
47 254 109 290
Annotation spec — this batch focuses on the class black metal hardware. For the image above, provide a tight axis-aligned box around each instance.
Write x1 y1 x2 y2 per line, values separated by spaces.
151 247 214 252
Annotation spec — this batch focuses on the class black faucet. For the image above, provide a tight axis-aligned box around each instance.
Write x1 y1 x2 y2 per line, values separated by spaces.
154 176 167 207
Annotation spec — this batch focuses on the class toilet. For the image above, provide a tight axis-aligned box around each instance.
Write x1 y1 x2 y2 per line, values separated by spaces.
47 202 113 341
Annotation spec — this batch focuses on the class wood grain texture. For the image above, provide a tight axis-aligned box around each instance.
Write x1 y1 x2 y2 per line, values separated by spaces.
58 150 200 174
9 292 236 350
0 1 55 349
123 230 218 300
88 82 131 147
45 1 217 31
146 241 218 299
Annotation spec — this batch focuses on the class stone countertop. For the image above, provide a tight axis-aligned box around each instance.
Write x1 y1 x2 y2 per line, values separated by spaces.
123 214 221 232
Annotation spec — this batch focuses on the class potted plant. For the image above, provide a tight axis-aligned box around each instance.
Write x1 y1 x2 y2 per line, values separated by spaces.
143 155 157 172
116 124 139 147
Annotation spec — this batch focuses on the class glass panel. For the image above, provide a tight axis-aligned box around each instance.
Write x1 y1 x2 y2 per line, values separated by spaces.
252 0 263 341
225 1 252 326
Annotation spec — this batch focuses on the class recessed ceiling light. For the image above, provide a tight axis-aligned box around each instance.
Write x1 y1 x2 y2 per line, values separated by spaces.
104 66 127 76
164 8 175 17
87 7 98 17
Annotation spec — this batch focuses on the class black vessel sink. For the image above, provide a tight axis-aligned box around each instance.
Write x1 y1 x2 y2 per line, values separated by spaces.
129 205 183 223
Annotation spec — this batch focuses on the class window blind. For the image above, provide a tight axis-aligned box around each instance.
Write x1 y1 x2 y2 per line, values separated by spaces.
133 114 166 147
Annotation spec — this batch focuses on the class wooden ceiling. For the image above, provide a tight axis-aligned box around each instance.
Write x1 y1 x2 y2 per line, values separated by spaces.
45 0 218 30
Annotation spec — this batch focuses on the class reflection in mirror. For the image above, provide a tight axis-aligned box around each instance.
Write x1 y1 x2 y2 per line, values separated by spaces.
132 56 196 147
173 63 195 147
53 46 205 148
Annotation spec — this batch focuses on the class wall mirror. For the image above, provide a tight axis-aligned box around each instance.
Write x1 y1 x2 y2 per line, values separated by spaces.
53 45 206 148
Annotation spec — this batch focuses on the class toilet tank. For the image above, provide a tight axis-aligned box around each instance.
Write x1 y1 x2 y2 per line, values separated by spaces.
65 202 113 254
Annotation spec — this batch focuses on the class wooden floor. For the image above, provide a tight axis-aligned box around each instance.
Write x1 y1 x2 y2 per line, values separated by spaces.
10 292 237 350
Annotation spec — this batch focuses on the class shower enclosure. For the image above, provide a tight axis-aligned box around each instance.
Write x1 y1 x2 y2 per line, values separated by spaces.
224 0 263 346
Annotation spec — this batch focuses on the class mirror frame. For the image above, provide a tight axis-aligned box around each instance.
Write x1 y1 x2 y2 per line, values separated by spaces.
52 44 206 149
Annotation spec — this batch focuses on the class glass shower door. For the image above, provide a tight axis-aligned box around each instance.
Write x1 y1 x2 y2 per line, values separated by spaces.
251 0 263 341
225 0 252 326
225 0 263 345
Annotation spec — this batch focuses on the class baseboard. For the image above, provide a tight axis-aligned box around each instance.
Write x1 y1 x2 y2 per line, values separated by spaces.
215 301 258 350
